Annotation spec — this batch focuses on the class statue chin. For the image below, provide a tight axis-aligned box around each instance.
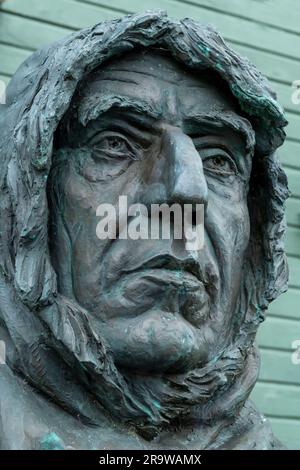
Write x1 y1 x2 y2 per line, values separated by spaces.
97 309 209 374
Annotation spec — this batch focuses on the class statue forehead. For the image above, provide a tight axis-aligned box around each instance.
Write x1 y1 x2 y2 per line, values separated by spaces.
77 50 238 121
93 50 201 83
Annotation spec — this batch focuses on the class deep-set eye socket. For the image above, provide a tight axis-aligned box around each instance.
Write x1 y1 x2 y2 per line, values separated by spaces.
199 147 238 176
90 131 141 161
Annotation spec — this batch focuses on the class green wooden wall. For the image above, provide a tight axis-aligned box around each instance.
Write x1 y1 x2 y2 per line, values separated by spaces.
0 0 300 449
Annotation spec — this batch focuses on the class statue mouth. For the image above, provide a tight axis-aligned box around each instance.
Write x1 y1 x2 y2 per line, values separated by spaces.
120 254 207 286
97 252 211 325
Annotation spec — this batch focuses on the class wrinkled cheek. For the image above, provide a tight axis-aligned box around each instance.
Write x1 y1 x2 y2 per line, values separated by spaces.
232 203 250 253
69 211 114 310
206 178 250 253
55 178 109 308
205 197 250 307
207 192 250 259
201 199 250 350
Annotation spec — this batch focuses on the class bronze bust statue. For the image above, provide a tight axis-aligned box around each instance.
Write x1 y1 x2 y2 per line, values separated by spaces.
0 11 289 450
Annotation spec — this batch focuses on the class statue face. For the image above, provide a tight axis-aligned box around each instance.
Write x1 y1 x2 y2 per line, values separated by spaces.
49 51 253 374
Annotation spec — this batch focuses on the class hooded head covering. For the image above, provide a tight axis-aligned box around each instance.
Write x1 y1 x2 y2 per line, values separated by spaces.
0 10 289 444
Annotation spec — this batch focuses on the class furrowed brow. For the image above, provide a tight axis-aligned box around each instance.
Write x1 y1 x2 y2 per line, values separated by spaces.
186 112 255 154
77 94 162 127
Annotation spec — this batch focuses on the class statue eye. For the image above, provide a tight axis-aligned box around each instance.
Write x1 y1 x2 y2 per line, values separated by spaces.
91 132 140 161
201 149 237 176
99 136 128 152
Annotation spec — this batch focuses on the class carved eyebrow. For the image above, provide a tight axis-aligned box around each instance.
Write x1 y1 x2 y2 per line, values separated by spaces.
185 113 255 153
84 113 156 146
77 94 162 127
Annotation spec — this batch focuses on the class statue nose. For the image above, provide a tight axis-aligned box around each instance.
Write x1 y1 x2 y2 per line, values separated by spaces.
163 128 208 208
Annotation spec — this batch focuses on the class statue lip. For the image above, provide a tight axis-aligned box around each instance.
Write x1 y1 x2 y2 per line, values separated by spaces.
121 254 206 285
